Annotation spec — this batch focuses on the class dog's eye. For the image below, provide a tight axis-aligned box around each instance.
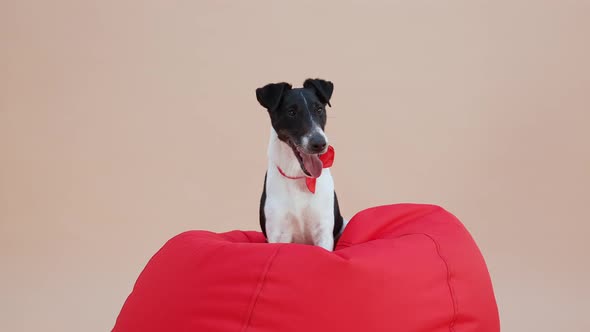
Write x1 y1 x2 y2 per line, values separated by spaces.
316 107 324 113
287 108 297 117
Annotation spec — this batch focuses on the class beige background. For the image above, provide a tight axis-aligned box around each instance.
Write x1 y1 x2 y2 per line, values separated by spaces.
1 1 589 331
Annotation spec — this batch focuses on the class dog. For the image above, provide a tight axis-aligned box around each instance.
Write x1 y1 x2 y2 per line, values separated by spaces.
256 78 345 251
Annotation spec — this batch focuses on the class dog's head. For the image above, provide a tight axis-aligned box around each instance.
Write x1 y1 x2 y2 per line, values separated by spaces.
256 78 334 177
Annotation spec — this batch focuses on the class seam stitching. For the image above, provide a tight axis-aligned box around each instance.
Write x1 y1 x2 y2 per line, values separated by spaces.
420 233 459 332
240 245 283 332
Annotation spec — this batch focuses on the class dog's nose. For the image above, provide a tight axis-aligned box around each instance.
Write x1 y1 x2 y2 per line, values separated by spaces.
309 135 327 153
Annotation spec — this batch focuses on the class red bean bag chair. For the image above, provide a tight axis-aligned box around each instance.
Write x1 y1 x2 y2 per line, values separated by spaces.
113 204 500 332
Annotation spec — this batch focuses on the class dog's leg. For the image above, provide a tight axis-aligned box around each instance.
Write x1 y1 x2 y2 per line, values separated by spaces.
265 207 294 244
312 226 335 251
268 230 293 244
310 188 337 251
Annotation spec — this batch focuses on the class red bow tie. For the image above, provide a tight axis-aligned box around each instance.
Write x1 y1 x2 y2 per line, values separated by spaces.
276 145 335 194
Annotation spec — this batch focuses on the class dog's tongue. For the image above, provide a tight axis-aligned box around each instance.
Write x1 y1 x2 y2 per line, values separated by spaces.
302 153 323 178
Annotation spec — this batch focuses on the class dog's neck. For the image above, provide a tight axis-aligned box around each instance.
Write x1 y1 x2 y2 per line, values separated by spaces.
267 129 307 178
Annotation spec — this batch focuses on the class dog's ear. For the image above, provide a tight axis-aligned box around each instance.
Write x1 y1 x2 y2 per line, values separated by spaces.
303 78 334 107
256 82 292 111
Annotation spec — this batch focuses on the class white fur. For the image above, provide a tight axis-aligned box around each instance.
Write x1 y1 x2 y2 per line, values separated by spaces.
264 129 336 251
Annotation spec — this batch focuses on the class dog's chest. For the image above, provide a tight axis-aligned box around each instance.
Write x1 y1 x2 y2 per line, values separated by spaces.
264 171 334 244
282 187 318 222
270 198 324 244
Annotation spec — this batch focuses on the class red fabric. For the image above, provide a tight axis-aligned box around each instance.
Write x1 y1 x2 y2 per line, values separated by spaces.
277 145 335 193
113 204 500 332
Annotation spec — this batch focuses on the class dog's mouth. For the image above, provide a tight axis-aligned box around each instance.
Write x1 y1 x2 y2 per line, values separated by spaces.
287 140 324 178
